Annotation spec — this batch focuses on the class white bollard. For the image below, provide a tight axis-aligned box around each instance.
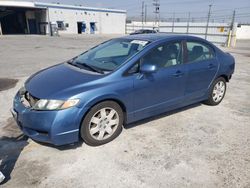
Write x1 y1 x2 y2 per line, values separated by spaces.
0 171 5 183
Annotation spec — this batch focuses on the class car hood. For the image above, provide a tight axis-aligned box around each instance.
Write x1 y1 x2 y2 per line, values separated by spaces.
25 63 104 99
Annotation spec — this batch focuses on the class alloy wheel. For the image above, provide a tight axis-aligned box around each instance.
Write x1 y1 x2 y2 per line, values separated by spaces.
88 107 119 141
212 81 226 103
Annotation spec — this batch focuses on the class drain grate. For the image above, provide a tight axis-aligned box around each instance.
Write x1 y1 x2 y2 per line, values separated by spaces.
0 78 18 91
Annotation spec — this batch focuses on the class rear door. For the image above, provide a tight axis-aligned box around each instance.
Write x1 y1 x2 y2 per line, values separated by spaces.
184 40 218 101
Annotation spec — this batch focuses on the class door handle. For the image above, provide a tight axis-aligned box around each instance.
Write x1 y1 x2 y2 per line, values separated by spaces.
208 64 216 69
173 70 184 77
136 73 144 80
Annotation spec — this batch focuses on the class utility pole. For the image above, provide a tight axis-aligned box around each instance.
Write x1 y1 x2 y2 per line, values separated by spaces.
172 12 175 33
230 10 236 30
153 0 160 29
205 4 212 40
186 12 190 34
229 10 236 47
144 4 147 24
141 1 144 28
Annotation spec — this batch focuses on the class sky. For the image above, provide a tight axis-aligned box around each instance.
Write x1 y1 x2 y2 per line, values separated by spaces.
16 0 250 23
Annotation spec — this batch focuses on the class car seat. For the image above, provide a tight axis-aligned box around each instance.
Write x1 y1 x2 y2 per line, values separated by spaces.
190 46 204 62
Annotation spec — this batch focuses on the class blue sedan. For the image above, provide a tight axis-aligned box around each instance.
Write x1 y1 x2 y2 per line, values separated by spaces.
12 34 235 146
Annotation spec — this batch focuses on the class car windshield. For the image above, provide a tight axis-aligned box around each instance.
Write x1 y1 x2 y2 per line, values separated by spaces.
71 38 149 72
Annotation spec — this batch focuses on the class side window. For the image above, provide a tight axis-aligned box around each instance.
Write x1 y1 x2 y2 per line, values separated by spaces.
127 63 139 74
186 41 215 63
141 42 183 68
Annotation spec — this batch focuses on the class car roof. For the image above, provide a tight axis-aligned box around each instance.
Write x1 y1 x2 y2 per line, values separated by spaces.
121 33 206 43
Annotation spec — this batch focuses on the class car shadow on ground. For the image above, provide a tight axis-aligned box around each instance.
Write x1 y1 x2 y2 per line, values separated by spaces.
0 118 28 185
125 102 202 129
0 102 203 168
35 140 84 151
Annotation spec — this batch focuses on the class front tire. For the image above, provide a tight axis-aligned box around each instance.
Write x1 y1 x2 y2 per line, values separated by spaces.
80 101 124 146
204 77 227 106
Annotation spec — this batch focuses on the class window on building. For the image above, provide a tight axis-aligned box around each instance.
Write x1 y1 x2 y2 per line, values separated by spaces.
57 21 65 30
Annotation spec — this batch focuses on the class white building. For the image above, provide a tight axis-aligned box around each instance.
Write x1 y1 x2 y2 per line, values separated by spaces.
0 1 126 35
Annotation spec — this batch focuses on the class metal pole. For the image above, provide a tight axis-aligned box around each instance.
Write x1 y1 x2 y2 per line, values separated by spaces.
158 0 160 30
47 7 53 36
0 21 2 35
230 10 236 30
153 0 160 28
144 4 147 24
205 4 212 40
187 12 190 34
141 1 144 28
231 10 236 47
172 12 175 33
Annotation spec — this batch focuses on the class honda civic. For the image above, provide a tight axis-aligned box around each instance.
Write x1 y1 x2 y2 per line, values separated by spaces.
12 34 235 146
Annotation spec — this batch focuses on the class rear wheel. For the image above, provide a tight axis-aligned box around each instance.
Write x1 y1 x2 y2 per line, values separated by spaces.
80 101 123 146
204 77 226 106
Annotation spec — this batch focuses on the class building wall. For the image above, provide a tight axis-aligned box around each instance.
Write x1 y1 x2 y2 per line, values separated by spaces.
47 7 126 34
236 25 250 39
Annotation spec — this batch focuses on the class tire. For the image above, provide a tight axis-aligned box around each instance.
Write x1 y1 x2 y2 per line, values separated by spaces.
204 77 227 106
80 101 124 146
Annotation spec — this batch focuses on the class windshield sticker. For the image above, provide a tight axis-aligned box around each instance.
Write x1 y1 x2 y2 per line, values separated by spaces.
131 40 148 46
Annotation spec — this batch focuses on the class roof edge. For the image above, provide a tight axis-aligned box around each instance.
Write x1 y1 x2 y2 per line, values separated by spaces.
0 1 126 14
35 2 126 14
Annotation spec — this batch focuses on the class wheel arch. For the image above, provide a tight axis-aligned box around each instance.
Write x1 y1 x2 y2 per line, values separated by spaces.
217 74 229 82
78 96 128 133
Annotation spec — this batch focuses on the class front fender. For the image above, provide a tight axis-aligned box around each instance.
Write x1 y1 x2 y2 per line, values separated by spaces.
74 76 134 127
74 93 128 130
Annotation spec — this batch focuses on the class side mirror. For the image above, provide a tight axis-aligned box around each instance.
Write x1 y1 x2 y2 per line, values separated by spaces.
140 64 158 74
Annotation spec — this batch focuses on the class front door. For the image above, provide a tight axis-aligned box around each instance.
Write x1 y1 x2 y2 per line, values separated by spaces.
184 41 218 101
132 41 187 120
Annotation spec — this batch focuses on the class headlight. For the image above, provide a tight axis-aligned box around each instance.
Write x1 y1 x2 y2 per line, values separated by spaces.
32 99 79 110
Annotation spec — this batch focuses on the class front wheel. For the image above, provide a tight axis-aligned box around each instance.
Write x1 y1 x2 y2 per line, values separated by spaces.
80 101 124 146
204 77 227 106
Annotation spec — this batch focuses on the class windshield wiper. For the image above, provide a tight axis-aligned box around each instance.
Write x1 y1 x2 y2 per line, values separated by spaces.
68 61 104 74
67 60 79 67
82 63 104 74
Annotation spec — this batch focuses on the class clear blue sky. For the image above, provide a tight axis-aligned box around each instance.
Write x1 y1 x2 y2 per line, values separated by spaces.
22 0 250 23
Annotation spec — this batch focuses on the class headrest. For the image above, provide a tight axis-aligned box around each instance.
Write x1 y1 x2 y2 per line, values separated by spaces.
192 46 203 55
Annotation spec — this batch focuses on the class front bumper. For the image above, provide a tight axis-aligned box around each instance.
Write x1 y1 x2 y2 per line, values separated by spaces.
12 92 86 146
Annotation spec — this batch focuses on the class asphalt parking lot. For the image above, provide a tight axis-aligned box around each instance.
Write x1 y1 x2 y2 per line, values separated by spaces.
0 35 249 188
